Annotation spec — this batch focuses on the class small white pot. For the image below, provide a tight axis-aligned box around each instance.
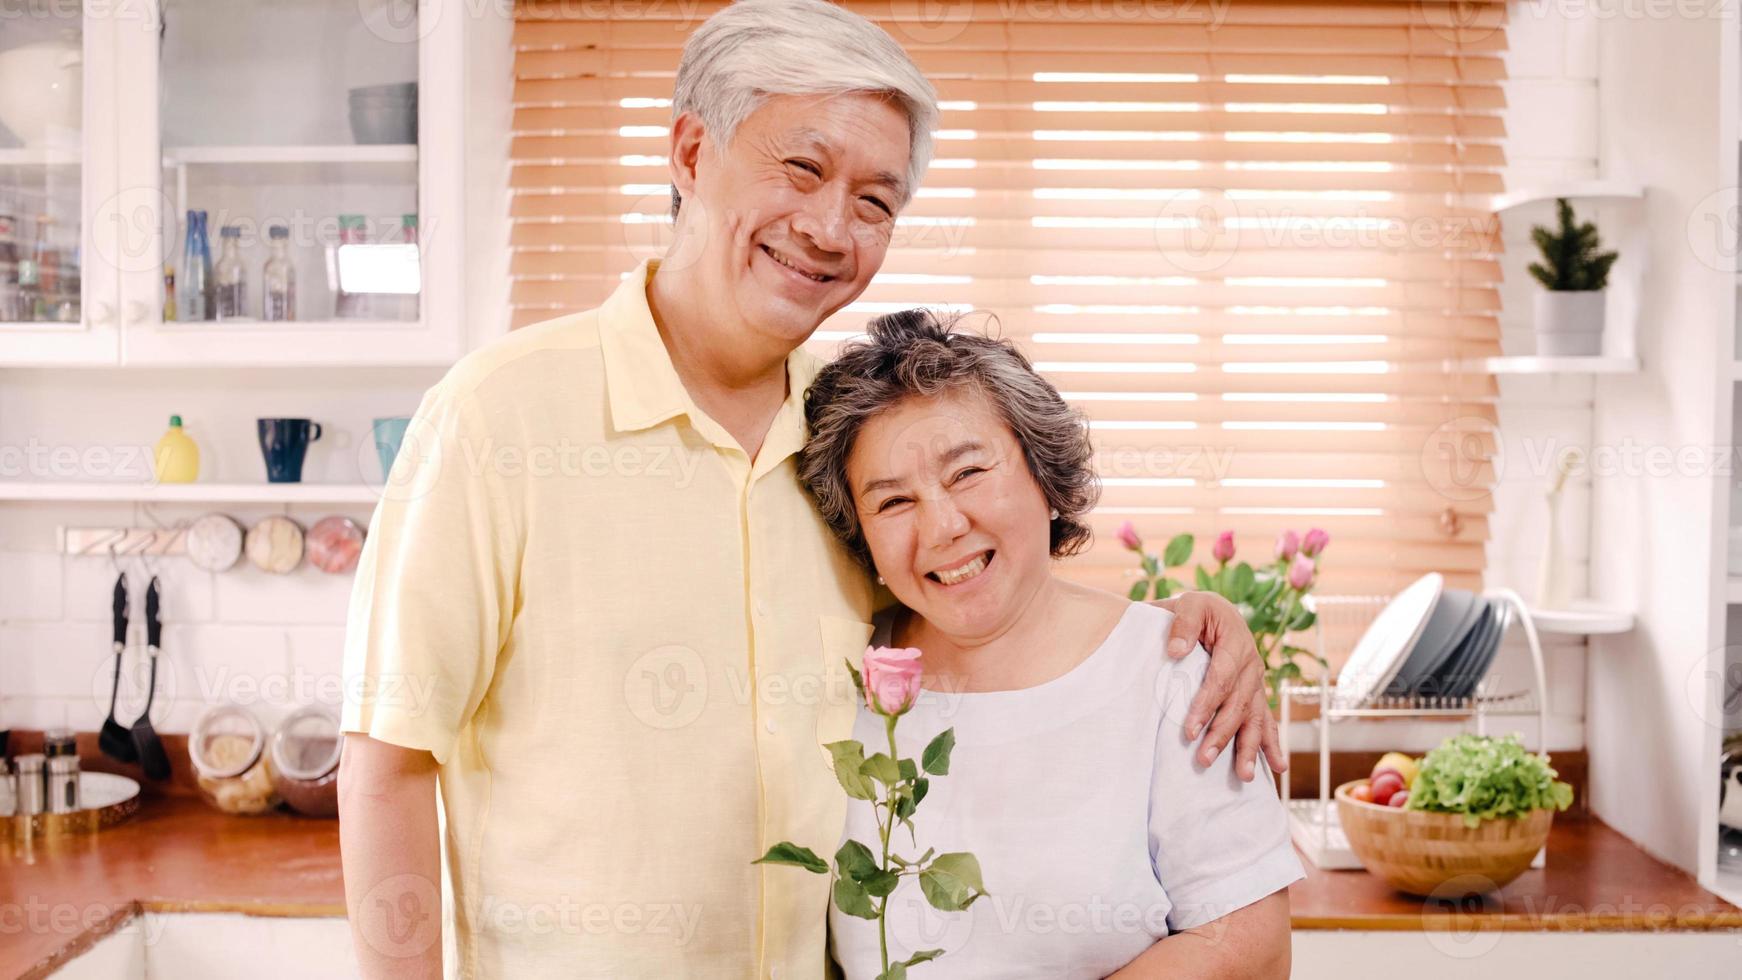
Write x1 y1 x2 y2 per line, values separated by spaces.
1532 290 1606 356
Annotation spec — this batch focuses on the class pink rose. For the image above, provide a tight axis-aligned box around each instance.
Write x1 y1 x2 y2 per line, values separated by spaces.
1212 530 1235 564
1287 552 1316 590
861 645 924 717
1301 528 1330 558
1275 530 1300 562
1116 521 1142 552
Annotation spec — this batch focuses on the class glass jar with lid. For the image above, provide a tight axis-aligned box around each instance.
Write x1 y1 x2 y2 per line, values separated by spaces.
189 702 279 815
269 706 341 817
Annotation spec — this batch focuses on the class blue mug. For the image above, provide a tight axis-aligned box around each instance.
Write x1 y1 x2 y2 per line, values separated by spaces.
372 416 412 482
258 418 324 483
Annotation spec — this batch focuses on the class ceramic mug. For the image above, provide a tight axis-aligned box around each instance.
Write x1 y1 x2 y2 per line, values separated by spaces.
257 418 324 483
371 416 412 483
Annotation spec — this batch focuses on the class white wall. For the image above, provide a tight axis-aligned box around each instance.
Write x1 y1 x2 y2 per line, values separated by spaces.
0 366 443 735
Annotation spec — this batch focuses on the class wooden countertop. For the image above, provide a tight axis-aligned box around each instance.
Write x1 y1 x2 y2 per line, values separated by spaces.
0 794 343 980
3 796 1738 978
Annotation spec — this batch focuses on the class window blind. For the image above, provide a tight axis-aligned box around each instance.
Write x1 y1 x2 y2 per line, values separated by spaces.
509 0 1505 599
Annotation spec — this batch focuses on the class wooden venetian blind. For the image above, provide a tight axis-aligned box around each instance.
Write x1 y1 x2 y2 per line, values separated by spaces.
510 0 1505 597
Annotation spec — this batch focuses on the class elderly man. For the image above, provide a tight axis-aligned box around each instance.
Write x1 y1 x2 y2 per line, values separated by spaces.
338 1 1284 977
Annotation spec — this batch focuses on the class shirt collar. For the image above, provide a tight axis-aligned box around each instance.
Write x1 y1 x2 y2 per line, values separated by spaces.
598 259 824 468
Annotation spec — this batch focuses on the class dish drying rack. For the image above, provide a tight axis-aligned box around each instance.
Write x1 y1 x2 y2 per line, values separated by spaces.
1279 587 1551 870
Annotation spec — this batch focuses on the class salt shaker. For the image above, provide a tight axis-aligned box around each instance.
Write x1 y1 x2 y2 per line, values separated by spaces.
14 753 45 816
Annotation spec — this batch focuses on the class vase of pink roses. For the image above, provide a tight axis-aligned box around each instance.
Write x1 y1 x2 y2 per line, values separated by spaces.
1118 523 1331 708
755 646 986 980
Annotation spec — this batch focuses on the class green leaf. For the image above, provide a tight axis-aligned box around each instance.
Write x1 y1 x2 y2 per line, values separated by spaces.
1140 552 1159 577
877 965 907 980
1194 565 1213 592
903 950 946 968
1128 579 1150 602
1230 562 1255 602
862 868 900 898
1161 577 1186 598
919 851 986 911
922 728 956 775
846 657 866 701
835 839 880 882
898 758 918 782
912 777 929 807
753 842 828 874
895 792 916 821
861 752 901 787
1289 607 1316 631
1162 533 1194 568
833 874 880 920
826 740 876 801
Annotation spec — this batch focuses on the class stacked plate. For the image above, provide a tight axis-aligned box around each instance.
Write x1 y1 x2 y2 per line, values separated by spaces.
1336 573 1510 706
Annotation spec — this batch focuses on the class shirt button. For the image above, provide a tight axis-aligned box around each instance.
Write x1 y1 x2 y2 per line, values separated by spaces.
755 598 769 618
764 717 777 734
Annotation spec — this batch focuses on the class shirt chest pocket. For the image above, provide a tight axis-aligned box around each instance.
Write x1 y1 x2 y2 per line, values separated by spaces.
816 614 874 757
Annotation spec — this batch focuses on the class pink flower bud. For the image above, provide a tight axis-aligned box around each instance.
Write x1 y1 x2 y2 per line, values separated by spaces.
861 645 924 717
1116 521 1142 552
1301 528 1330 558
1212 530 1236 564
1275 530 1300 562
1288 552 1316 590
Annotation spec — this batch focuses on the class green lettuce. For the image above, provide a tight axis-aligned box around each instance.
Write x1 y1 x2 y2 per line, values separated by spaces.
1405 734 1574 828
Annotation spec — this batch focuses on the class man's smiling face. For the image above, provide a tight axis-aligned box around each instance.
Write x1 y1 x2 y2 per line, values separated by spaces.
674 92 914 347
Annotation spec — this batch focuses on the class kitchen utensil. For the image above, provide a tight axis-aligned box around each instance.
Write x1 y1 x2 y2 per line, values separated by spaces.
1425 602 1492 700
0 40 82 147
129 576 170 781
257 418 324 483
186 513 244 572
1337 573 1443 706
98 571 137 763
307 515 365 574
246 515 305 574
1382 588 1479 699
1335 779 1554 897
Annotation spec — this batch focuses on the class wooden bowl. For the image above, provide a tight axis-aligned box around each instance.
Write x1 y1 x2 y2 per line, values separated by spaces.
1335 779 1553 897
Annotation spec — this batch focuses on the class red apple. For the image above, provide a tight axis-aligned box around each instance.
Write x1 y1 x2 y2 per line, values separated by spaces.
1370 766 1404 785
1369 772 1405 803
1351 783 1373 804
1388 789 1410 808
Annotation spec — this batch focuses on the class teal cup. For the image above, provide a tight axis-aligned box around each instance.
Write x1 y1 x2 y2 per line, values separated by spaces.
372 417 412 482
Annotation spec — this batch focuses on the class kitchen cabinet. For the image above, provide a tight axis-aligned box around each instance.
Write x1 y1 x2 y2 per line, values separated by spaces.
0 0 467 367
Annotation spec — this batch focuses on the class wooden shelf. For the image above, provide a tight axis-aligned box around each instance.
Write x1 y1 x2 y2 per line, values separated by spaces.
1460 355 1639 375
0 482 380 504
162 144 417 166
1488 180 1646 212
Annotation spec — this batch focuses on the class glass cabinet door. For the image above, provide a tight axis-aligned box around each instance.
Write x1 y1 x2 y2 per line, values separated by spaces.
0 1 121 363
119 0 453 364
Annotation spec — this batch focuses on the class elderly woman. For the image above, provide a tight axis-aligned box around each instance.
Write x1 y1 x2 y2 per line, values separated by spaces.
799 310 1304 978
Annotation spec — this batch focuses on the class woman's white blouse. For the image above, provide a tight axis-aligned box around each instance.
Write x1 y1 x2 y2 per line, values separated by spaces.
829 601 1305 979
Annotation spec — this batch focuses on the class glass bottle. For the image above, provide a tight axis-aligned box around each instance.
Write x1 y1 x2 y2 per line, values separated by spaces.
334 214 366 319
262 225 295 321
401 213 420 321
0 212 19 322
213 225 246 320
177 210 211 322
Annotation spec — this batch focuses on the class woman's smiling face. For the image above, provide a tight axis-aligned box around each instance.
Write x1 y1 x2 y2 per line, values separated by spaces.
846 388 1056 642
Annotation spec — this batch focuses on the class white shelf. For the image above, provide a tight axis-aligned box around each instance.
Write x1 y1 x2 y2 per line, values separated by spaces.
1527 603 1636 635
1488 180 1646 212
1728 578 1742 604
0 482 381 504
0 146 80 167
162 144 417 166
1459 355 1640 375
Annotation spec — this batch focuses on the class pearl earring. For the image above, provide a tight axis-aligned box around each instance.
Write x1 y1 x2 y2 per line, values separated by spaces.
1049 508 1060 520
876 575 885 585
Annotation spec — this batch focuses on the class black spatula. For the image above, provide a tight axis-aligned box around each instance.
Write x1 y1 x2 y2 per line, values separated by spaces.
130 576 170 781
98 572 137 763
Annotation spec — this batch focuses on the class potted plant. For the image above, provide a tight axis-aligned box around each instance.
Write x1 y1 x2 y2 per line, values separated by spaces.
1527 198 1619 356
1118 524 1329 709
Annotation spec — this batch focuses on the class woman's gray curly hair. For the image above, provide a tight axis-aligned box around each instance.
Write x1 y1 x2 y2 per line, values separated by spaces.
799 309 1100 574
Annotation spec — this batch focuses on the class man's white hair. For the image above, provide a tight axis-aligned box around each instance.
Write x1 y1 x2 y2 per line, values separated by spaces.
670 0 938 215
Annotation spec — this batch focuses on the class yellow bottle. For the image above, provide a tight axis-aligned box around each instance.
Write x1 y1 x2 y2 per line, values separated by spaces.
153 415 200 484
